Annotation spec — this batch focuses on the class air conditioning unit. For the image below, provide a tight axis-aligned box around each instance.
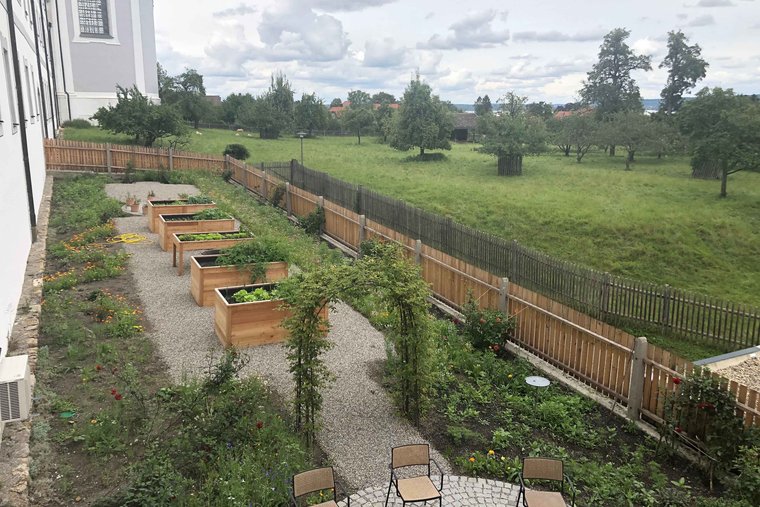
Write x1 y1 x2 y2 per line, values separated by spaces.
0 355 31 423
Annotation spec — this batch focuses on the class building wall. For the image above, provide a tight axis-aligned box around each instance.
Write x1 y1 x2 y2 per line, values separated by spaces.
0 0 56 363
52 0 159 121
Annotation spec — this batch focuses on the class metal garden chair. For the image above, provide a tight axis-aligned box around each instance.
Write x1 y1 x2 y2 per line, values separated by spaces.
516 457 575 507
385 443 444 506
291 466 350 507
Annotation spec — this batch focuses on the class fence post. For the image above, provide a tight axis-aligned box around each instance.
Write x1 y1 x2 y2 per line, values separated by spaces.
318 196 325 235
224 154 230 174
600 272 611 318
510 240 519 279
499 277 510 313
106 143 112 174
262 168 269 201
358 215 366 254
356 185 363 214
661 284 671 329
290 159 296 183
285 182 292 217
414 239 422 265
627 336 649 421
168 147 174 171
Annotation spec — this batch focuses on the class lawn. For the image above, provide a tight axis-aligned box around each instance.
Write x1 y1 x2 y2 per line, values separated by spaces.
62 127 760 311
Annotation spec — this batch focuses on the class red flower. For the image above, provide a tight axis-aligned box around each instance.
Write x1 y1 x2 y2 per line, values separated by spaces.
114 393 122 401
256 421 264 430
479 318 486 324
492 344 500 352
675 426 682 433
672 377 682 385
95 365 103 372
110 388 117 395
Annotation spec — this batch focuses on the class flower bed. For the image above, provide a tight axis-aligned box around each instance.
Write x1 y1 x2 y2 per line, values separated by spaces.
213 283 328 348
145 198 215 233
157 212 236 251
171 231 253 275
190 254 288 306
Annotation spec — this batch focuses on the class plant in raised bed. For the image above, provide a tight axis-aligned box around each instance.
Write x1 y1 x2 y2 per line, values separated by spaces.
164 208 231 221
215 236 290 282
177 231 251 241
186 195 213 204
231 286 279 303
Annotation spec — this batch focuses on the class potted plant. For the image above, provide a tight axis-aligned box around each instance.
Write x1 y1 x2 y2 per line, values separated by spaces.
125 193 136 206
157 208 236 251
171 230 254 275
190 238 290 306
147 190 156 201
145 195 215 233
129 200 141 213
213 283 328 348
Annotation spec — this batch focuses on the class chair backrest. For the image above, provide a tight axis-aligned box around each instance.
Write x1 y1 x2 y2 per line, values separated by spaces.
292 467 335 499
391 444 430 469
522 458 563 482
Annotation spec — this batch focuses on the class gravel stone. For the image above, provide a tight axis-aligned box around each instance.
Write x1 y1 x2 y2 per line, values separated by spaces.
107 183 452 492
716 357 760 392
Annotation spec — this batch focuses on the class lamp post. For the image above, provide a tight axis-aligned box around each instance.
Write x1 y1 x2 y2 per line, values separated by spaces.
297 131 307 167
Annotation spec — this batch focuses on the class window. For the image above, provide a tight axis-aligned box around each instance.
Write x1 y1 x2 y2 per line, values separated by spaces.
78 0 110 37
2 46 18 134
25 65 35 124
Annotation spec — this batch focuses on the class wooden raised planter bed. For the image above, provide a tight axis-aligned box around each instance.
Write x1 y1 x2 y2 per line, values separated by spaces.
190 254 288 306
213 283 329 348
146 200 216 233
171 232 253 276
157 213 236 251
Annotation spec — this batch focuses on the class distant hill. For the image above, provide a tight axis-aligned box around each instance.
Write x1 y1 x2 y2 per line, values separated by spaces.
453 98 665 113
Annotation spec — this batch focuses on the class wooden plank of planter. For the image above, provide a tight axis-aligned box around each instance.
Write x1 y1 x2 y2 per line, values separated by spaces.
172 234 253 276
213 283 329 348
157 213 236 251
190 255 288 306
146 200 216 232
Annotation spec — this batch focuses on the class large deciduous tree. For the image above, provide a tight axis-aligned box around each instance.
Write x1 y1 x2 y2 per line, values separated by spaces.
390 75 453 157
221 93 255 126
92 85 186 147
580 28 652 155
342 90 375 144
679 87 760 197
295 93 327 136
659 31 708 115
549 112 599 162
478 94 547 175
603 111 653 170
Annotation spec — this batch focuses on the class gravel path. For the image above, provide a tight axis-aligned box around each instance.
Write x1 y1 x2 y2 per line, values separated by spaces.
717 357 760 392
106 183 451 492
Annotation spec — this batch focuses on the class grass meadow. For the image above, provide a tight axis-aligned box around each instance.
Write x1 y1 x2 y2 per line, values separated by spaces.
62 127 760 312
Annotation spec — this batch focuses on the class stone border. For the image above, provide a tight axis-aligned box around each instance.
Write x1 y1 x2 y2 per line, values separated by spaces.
0 176 53 507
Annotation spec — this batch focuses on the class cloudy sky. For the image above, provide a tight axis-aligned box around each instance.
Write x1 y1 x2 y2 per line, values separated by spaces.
154 0 760 105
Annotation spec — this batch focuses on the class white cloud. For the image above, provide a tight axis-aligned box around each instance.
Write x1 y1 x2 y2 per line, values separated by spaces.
512 30 605 43
418 9 510 50
632 38 662 56
258 4 350 61
686 14 716 25
694 0 735 6
213 4 256 18
309 0 397 11
363 38 408 67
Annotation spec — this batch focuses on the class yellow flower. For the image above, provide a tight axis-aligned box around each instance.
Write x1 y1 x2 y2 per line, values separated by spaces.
508 374 513 379
90 419 98 424
469 457 475 463
488 450 495 456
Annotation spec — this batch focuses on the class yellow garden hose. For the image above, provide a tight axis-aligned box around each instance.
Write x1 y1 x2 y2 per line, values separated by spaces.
107 233 151 244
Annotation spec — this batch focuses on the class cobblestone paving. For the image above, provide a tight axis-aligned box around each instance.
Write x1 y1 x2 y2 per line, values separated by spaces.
337 475 520 506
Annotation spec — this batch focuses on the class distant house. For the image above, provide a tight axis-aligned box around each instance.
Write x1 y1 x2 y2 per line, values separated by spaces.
329 100 400 118
451 112 478 141
553 107 594 120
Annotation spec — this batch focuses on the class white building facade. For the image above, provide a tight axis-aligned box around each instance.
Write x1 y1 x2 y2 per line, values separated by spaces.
0 0 57 363
50 0 159 121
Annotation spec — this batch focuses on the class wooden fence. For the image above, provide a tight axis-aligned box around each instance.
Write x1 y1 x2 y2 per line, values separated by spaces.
44 139 760 429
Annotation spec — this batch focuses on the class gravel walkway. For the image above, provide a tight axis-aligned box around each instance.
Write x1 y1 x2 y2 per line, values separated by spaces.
716 357 760 392
105 183 451 492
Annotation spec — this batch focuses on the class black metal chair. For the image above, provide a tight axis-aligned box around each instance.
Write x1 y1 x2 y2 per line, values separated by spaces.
516 457 575 507
385 443 444 506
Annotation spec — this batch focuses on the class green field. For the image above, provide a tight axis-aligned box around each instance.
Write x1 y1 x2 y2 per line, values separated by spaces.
63 127 760 310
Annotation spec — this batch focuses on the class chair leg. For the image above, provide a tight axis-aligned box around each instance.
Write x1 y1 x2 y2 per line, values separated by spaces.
385 474 393 507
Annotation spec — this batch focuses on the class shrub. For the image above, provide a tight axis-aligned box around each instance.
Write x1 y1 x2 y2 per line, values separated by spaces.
460 291 516 350
223 143 250 160
300 206 325 236
61 119 92 129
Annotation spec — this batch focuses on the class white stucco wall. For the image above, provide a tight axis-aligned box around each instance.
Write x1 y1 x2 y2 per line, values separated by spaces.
0 0 55 362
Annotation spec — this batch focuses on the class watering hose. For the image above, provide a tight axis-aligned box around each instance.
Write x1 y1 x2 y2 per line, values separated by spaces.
107 233 151 244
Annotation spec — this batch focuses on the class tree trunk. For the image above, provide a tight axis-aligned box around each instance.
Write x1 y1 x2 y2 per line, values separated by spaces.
419 147 425 156
357 131 361 144
609 145 616 156
564 145 570 157
497 154 523 176
193 119 200 129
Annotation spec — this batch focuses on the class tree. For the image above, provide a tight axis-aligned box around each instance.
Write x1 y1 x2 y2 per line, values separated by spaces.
580 28 652 155
478 95 547 175
371 91 396 104
267 72 295 135
526 101 555 120
440 101 461 113
547 117 572 157
221 93 255 125
92 85 186 146
374 102 396 143
342 90 375 144
295 93 327 136
474 94 493 115
659 31 708 115
239 73 295 139
389 75 453 157
329 98 343 108
549 113 599 162
679 87 760 197
157 62 179 104
498 92 527 118
603 111 653 169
